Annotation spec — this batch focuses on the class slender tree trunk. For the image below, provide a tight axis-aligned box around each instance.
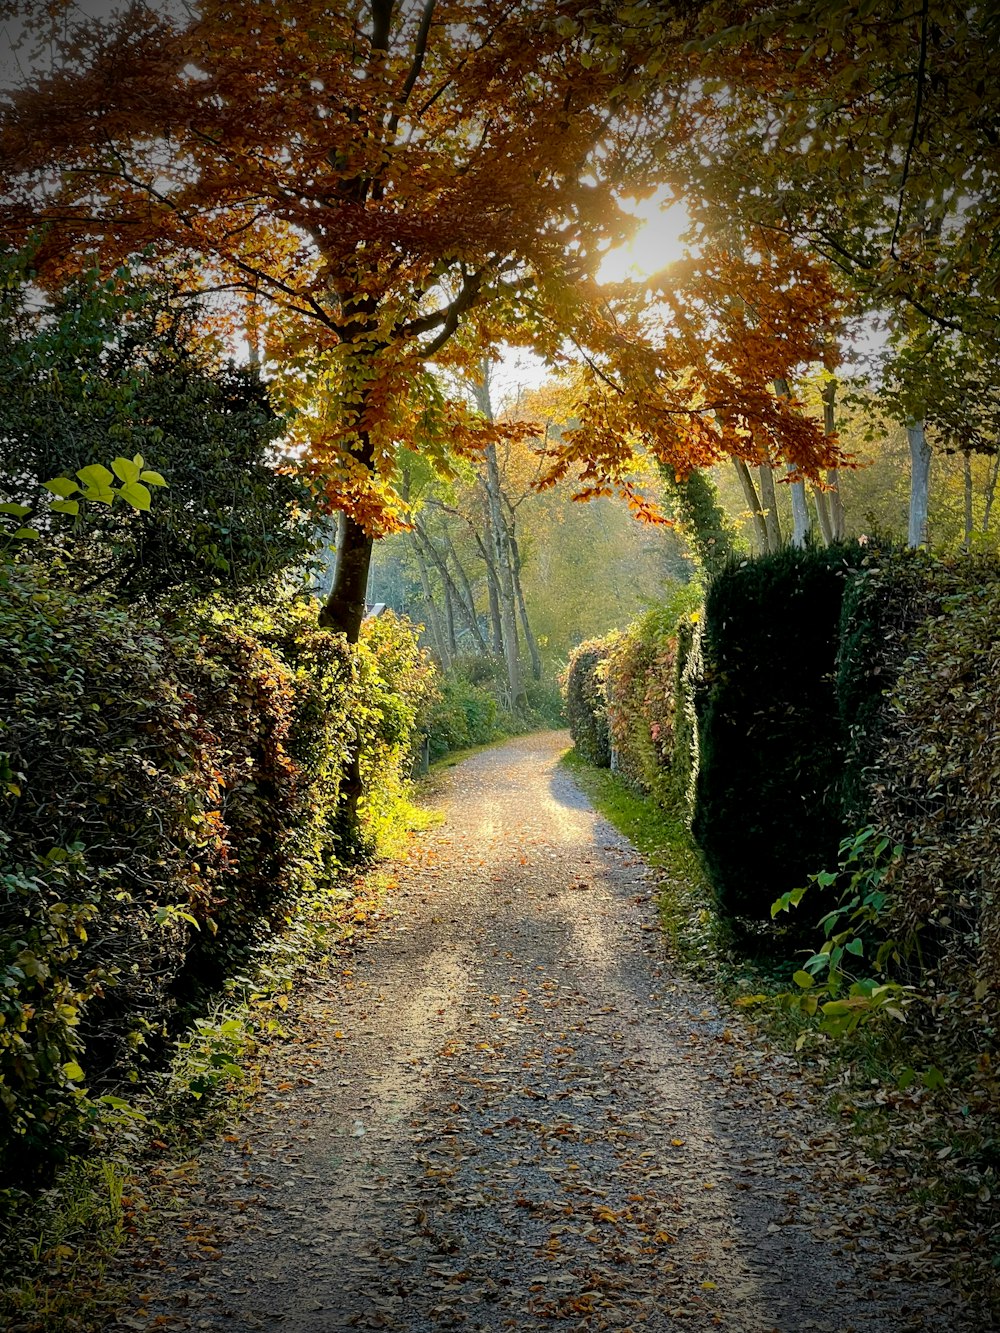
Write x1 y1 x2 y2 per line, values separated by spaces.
441 572 458 657
963 450 974 552
506 520 542 681
821 378 846 541
441 530 490 654
983 453 1000 533
812 486 834 546
907 417 931 548
788 467 811 547
485 445 525 710
757 460 782 551
415 522 487 654
475 530 505 654
474 367 527 712
411 534 451 670
732 458 770 554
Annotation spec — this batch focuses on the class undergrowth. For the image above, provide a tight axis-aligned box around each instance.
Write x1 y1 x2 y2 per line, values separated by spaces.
0 807 438 1333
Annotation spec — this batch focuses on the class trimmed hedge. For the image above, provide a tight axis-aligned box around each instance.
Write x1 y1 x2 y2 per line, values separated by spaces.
854 557 1000 996
691 546 866 922
0 570 432 1182
562 637 616 767
591 543 1000 1011
600 588 702 807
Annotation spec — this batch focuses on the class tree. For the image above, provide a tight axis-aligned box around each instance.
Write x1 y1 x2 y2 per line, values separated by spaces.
662 2 999 547
0 0 670 641
0 257 312 600
537 230 847 522
663 1 1000 356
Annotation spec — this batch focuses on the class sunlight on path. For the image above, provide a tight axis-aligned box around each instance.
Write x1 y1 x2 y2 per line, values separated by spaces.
113 733 973 1333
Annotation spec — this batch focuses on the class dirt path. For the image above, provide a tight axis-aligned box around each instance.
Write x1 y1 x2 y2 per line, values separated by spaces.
116 733 977 1332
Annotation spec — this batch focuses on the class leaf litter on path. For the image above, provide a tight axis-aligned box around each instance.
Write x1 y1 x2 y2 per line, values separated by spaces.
107 733 985 1332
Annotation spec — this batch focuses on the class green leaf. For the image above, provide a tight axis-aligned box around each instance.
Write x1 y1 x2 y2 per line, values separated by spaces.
77 463 114 489
43 477 80 498
0 502 31 517
793 969 815 989
51 499 80 516
12 527 40 540
117 481 152 512
845 938 864 956
112 456 141 484
139 469 167 487
62 1060 85 1082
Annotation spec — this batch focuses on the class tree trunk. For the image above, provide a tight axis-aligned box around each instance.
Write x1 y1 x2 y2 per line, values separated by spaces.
506 518 542 682
411 534 451 670
441 529 490 654
319 511 373 643
983 454 1000 533
415 521 487 654
474 367 527 712
732 458 770 554
821 378 846 541
907 417 931 548
474 529 505 654
788 467 811 547
757 460 782 551
812 485 834 546
441 571 458 657
963 450 974 552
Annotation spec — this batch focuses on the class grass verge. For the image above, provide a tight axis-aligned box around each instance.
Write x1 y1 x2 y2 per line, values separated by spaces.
559 748 733 979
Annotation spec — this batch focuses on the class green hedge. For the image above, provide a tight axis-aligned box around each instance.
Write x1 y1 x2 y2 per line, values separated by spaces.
562 637 615 767
850 556 1000 997
691 546 866 923
600 589 702 807
0 571 432 1182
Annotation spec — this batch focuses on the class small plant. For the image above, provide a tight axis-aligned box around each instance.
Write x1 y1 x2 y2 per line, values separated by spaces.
770 826 920 1043
1 455 167 554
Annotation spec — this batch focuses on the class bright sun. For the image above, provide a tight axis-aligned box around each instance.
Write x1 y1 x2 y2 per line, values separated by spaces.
597 186 691 285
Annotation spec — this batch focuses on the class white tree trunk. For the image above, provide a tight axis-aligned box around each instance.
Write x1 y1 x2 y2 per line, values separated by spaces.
788 470 811 547
907 417 931 548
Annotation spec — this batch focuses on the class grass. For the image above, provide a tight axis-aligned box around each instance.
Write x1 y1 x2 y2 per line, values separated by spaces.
559 748 734 979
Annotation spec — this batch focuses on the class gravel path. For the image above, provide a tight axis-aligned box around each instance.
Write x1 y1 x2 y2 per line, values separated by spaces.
116 732 978 1332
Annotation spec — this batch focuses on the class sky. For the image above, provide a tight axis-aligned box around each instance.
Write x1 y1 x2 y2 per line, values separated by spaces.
493 189 694 402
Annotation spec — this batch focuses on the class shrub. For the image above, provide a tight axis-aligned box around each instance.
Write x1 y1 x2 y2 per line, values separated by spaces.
692 545 866 923
600 586 702 804
835 547 936 824
422 673 499 761
0 570 430 1183
0 260 314 604
862 561 1000 996
562 636 616 767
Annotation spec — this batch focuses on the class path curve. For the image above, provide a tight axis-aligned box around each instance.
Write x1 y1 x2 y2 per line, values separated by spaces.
117 732 975 1332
